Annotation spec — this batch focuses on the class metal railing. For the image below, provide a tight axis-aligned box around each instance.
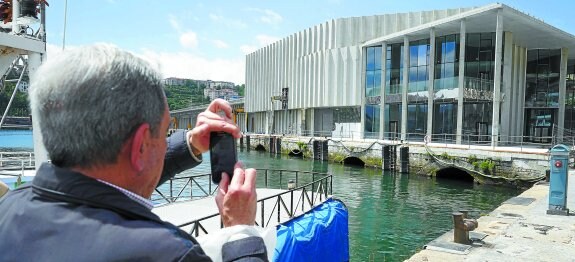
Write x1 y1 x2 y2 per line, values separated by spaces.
157 169 333 237
152 173 215 204
0 151 35 169
245 130 564 152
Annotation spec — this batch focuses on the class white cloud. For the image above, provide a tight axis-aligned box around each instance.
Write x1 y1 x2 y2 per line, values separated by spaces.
240 45 258 55
179 31 198 49
138 49 245 84
213 40 229 49
46 43 244 84
256 34 280 46
46 43 64 58
169 15 199 49
246 8 283 25
209 13 223 21
208 13 247 29
239 34 280 55
168 15 182 32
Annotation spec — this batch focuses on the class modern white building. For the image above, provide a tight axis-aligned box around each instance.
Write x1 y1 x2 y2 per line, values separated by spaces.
244 3 575 145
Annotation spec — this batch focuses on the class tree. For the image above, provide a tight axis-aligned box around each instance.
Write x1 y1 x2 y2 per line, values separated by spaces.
237 84 245 96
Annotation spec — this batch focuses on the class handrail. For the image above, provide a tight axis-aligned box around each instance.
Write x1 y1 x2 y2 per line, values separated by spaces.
153 168 333 237
177 172 333 237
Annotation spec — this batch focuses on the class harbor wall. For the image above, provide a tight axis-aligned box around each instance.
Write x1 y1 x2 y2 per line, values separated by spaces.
241 134 549 187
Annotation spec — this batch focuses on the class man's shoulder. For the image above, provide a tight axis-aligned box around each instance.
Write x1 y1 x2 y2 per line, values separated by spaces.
0 189 203 260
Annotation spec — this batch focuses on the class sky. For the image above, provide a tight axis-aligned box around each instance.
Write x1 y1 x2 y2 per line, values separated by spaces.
44 0 575 85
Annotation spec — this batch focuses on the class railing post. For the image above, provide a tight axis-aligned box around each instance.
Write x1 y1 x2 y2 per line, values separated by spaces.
295 171 299 187
330 176 333 195
290 190 294 217
261 201 265 227
190 178 193 199
170 180 173 202
301 188 305 212
277 197 281 224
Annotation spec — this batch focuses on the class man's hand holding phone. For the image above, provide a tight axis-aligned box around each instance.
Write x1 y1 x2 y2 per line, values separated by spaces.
188 99 256 227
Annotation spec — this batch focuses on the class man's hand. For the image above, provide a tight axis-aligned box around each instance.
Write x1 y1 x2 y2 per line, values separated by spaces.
216 163 257 227
188 99 241 154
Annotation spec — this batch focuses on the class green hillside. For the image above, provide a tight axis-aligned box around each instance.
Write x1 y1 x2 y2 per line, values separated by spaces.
164 81 210 110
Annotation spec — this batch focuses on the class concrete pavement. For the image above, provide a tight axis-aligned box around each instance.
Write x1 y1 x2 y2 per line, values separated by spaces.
407 169 575 262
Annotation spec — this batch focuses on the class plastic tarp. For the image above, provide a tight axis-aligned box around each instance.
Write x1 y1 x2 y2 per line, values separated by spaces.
274 198 349 261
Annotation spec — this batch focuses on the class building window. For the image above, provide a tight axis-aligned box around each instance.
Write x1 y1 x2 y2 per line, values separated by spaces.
407 104 427 140
384 103 401 139
364 105 380 138
434 34 459 91
386 43 403 95
565 64 575 130
433 103 457 142
525 49 561 108
462 102 492 143
366 46 382 97
464 33 496 92
408 39 430 94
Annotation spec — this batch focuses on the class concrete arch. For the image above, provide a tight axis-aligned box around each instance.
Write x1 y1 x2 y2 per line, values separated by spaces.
254 144 266 151
436 167 474 182
343 156 365 166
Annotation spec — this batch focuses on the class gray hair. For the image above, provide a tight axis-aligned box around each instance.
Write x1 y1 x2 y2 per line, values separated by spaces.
30 44 166 168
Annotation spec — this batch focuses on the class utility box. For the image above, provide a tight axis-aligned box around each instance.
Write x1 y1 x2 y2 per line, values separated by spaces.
547 144 570 216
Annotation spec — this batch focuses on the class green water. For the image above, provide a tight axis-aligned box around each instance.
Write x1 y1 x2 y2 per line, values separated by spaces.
213 150 520 261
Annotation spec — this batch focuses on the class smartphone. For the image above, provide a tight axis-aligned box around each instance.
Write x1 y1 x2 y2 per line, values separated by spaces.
209 132 237 184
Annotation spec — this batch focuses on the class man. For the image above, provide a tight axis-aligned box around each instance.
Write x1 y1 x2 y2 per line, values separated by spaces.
0 45 267 261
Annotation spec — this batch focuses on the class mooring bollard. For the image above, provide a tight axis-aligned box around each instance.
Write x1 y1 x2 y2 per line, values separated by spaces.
453 211 478 245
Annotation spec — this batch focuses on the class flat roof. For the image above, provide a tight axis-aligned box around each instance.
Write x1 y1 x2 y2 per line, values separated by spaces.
364 3 575 60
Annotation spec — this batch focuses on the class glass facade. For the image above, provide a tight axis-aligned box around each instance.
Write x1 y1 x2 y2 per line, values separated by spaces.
364 105 380 138
362 32 567 145
434 34 459 92
366 46 382 97
525 49 561 108
384 43 404 139
464 33 496 92
408 39 429 94
384 104 401 139
433 103 457 141
462 103 492 143
565 63 575 130
386 43 404 95
407 104 427 140
365 46 383 138
524 49 561 142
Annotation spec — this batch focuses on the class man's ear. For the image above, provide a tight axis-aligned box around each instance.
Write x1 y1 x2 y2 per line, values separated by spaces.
130 123 150 172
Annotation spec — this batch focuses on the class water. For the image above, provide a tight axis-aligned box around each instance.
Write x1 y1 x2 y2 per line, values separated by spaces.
178 150 520 261
3 131 521 261
0 130 34 150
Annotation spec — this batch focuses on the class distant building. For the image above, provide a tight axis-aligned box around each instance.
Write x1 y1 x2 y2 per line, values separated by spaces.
206 80 235 89
162 78 237 89
204 87 239 101
162 77 187 86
